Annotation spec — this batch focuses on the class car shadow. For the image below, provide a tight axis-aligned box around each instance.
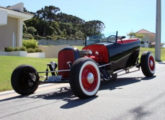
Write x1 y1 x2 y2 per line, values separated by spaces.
28 87 97 109
100 77 141 90
0 76 155 109
0 95 24 102
28 76 144 109
141 76 156 80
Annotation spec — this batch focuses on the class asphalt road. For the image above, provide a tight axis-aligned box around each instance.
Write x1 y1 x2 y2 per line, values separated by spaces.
0 63 165 120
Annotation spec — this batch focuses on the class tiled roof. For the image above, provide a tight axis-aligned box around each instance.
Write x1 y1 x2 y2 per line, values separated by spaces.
136 29 155 34
136 29 155 37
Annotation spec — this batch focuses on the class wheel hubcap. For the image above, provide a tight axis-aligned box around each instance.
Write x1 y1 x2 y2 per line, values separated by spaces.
81 64 98 92
150 60 154 68
149 56 155 71
87 73 94 84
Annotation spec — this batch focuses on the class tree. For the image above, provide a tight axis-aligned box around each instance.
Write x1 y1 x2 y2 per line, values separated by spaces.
82 20 105 36
35 6 60 21
27 26 37 35
75 31 85 40
128 32 143 39
23 23 27 33
56 12 85 24
128 32 136 38
24 5 105 40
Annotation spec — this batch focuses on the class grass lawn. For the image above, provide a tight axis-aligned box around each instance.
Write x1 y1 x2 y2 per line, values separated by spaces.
0 47 164 92
140 47 165 61
0 56 56 91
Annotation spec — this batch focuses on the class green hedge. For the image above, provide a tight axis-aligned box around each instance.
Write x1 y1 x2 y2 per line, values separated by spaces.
27 48 42 53
23 39 38 49
4 47 26 52
23 39 42 53
5 39 42 53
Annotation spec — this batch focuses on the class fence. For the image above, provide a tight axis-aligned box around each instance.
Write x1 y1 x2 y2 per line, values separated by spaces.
38 39 84 46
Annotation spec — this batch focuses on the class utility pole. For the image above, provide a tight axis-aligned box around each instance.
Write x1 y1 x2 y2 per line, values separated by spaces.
155 0 161 61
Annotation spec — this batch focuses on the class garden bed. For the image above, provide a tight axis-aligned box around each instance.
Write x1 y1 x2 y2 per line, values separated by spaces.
0 51 27 57
0 51 45 58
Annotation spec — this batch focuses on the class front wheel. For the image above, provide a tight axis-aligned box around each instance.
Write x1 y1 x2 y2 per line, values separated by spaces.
70 58 101 98
11 65 39 95
141 52 155 77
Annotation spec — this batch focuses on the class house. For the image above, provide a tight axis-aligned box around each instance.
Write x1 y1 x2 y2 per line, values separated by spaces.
136 29 155 47
0 3 33 51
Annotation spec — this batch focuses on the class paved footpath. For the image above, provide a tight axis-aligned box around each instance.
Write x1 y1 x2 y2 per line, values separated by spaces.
0 63 165 120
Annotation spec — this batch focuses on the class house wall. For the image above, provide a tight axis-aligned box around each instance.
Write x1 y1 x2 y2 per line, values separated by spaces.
0 17 18 51
39 45 68 58
141 33 155 43
0 10 7 26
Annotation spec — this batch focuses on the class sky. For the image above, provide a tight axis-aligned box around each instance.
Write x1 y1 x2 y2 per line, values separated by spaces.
0 0 164 43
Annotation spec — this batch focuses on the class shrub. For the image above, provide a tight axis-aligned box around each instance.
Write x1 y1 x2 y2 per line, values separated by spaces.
5 40 41 53
23 33 34 39
34 35 46 40
27 48 42 53
14 47 19 51
27 26 37 35
35 48 42 52
27 48 36 53
19 47 26 51
46 36 53 40
4 47 14 52
4 47 26 52
23 39 38 49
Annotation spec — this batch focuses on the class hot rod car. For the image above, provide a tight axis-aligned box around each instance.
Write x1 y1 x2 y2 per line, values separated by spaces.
11 32 155 98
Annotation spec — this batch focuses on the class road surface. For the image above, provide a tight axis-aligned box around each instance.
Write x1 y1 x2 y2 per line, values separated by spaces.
0 63 165 120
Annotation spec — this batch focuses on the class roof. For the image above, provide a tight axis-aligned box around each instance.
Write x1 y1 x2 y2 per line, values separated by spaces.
0 6 33 21
136 29 155 37
136 29 155 34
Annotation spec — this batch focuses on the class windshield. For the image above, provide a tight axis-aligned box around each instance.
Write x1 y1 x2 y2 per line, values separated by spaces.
86 33 117 46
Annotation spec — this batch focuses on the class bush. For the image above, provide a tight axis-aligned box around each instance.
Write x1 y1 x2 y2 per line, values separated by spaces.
4 47 26 52
4 47 14 52
35 48 42 52
27 48 42 53
23 33 34 39
19 47 26 51
27 26 37 35
46 36 53 40
34 35 46 40
23 39 38 49
14 47 19 51
27 48 36 53
5 40 41 53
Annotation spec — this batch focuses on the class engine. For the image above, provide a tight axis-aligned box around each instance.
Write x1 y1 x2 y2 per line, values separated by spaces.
58 45 110 79
58 47 79 79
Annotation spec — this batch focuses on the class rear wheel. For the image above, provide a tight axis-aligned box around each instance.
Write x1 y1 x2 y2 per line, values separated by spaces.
11 65 39 95
70 58 101 98
141 52 155 77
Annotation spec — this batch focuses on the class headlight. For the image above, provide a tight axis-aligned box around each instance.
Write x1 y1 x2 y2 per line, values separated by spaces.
95 51 99 55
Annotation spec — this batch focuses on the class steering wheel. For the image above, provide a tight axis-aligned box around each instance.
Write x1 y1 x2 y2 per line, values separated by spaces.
106 35 117 43
118 36 126 44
